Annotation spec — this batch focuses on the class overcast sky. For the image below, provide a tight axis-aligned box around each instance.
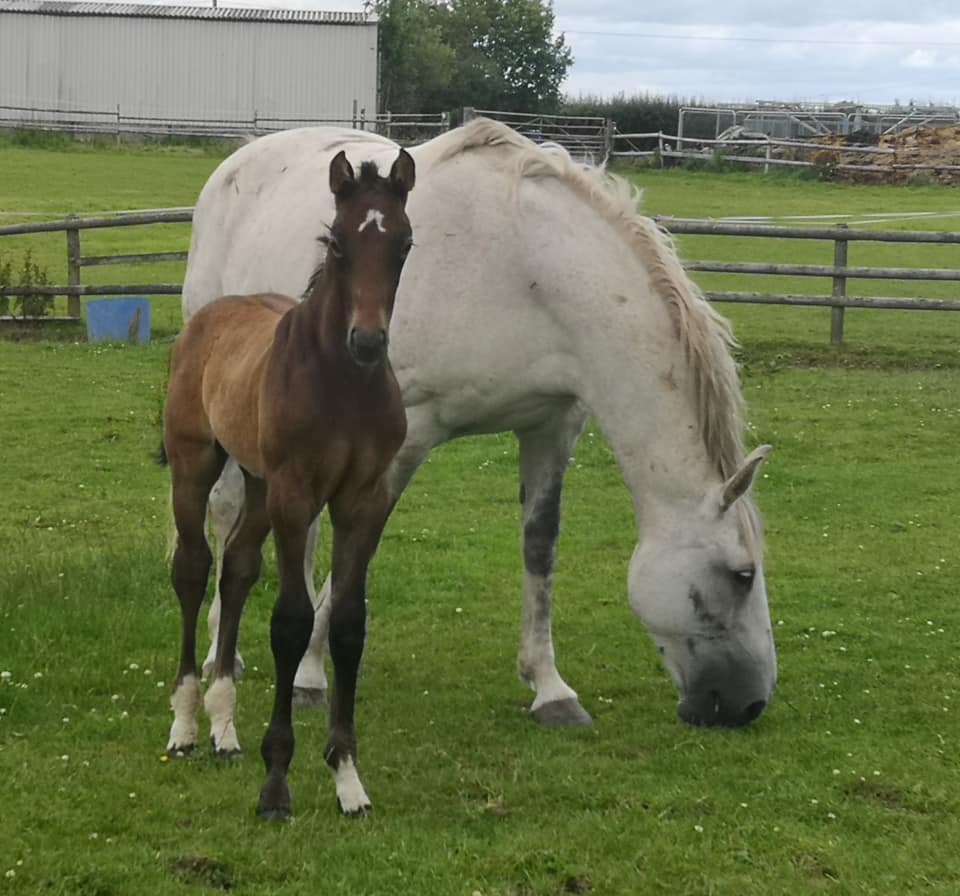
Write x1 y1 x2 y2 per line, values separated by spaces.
157 1 960 106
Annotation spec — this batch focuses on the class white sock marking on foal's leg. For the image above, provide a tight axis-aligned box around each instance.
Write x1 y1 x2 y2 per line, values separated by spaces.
204 676 240 754
358 209 387 233
334 757 371 815
167 674 201 753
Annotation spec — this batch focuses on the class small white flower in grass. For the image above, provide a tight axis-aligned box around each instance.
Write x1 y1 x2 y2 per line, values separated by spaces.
0 671 10 680
827 812 836 820
61 755 69 761
832 769 840 775
111 694 120 702
33 672 42 679
854 718 862 725
129 663 139 671
5 870 15 879
128 792 136 799
810 799 818 805
62 717 70 724
120 711 129 719
455 607 463 614
693 825 703 833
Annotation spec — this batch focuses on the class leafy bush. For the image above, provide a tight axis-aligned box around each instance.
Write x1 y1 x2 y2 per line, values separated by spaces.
0 247 52 318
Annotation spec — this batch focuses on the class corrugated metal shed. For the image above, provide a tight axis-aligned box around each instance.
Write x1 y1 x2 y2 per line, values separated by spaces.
0 0 380 132
1 1 373 24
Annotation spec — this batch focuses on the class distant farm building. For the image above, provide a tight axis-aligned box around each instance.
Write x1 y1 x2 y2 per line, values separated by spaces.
0 1 379 135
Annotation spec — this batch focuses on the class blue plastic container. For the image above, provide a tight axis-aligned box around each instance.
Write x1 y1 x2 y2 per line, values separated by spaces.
86 297 151 344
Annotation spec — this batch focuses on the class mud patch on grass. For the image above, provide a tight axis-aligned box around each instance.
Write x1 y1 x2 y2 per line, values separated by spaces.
170 855 234 890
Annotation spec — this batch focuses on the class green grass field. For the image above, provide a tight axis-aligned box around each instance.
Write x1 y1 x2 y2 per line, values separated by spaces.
1 137 959 895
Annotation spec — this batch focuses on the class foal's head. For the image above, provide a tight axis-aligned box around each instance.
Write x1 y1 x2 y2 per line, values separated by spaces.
322 149 416 366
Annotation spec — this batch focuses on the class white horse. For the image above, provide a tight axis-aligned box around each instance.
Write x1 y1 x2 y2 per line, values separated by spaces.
173 119 776 764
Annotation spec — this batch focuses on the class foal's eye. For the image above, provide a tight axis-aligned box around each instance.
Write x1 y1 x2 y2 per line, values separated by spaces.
323 235 344 259
731 565 756 589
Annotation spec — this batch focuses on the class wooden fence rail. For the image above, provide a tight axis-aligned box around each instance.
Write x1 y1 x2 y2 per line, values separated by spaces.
2 210 959 345
0 209 192 319
656 217 960 343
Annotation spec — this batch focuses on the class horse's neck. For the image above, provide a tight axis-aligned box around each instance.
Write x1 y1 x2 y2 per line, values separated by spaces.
535 215 718 523
297 267 348 359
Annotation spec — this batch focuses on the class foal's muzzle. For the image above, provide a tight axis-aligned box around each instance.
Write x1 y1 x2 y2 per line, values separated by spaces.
348 327 387 367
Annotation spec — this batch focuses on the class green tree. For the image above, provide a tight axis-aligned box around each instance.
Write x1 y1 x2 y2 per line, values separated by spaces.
439 0 572 112
366 0 455 113
372 0 573 114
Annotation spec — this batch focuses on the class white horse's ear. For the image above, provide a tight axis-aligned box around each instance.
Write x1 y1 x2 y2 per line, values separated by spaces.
390 149 415 198
329 150 355 196
720 444 772 513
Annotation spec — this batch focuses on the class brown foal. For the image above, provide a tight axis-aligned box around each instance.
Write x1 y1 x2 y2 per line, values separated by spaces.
162 148 415 819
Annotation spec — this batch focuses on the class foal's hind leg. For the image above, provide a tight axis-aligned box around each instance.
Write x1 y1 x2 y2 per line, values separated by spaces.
516 404 592 727
206 471 271 758
167 444 226 756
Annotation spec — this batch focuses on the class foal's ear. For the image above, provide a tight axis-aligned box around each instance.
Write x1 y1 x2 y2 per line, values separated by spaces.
329 150 356 197
389 149 416 199
719 444 773 514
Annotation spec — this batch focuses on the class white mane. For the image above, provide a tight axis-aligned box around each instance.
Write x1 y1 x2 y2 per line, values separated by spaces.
436 119 749 483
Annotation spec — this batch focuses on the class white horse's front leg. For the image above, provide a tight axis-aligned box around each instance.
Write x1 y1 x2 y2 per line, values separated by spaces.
202 461 246 680
292 518 330 708
516 410 592 726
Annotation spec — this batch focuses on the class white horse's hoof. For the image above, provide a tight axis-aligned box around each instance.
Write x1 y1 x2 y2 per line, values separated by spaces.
531 698 593 727
292 687 327 710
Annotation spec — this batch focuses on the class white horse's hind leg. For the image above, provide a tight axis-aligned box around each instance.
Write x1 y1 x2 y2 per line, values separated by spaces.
292 518 330 708
203 461 246 680
516 405 593 726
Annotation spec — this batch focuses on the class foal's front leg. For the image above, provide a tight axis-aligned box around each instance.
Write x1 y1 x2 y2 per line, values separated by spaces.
258 486 318 821
325 484 393 816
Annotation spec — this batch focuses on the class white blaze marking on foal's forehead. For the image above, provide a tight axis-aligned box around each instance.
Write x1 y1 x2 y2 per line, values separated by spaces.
358 209 387 234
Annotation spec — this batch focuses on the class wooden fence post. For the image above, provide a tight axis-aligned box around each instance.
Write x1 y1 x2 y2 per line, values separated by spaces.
831 224 848 344
66 214 81 320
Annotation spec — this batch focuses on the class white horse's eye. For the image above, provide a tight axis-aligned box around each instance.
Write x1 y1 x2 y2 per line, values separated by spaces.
732 565 756 588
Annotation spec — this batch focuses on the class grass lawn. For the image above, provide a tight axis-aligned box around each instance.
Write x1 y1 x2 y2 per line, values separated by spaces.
0 137 959 895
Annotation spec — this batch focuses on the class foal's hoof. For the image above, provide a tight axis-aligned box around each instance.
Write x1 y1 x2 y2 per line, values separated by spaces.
257 806 291 823
257 777 291 822
292 687 327 710
531 698 593 727
337 797 372 818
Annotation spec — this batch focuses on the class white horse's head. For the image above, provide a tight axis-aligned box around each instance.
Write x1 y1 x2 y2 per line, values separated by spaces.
628 445 776 727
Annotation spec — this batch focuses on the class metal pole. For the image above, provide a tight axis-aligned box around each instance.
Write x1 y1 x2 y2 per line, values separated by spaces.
831 224 848 344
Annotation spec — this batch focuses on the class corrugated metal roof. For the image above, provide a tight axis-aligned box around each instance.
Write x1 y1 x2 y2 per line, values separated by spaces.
0 0 375 25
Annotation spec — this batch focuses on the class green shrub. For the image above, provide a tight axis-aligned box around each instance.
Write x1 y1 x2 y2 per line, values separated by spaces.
0 247 52 318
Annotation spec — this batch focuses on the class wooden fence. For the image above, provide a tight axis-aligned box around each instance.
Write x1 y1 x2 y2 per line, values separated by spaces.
0 209 192 321
612 131 960 178
3 210 960 344
656 217 960 343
